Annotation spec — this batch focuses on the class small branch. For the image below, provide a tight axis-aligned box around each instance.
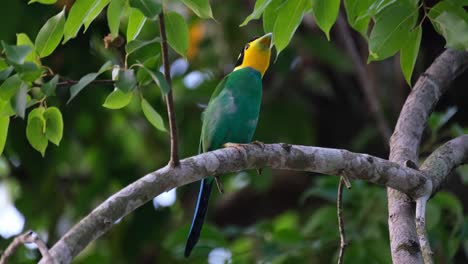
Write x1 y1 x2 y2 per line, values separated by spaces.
56 79 115 88
158 11 180 168
415 196 433 264
336 11 391 144
420 135 468 194
0 231 53 264
337 177 348 264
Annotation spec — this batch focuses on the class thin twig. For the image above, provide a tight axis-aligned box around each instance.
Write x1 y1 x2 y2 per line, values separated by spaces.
335 11 392 144
337 177 348 264
415 196 434 264
56 79 115 87
0 231 53 264
158 10 180 168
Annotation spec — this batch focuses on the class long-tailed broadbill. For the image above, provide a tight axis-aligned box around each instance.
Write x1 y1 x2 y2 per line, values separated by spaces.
184 33 273 257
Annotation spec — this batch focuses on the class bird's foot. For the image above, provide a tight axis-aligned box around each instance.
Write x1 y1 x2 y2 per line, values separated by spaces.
223 142 244 150
214 176 224 194
251 140 265 149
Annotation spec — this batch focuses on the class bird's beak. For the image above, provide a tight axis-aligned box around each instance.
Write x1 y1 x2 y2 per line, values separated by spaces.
258 33 273 49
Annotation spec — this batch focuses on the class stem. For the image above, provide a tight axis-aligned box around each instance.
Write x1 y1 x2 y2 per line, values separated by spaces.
56 79 115 87
336 12 391 144
415 196 433 264
0 231 52 264
158 11 180 167
337 177 348 264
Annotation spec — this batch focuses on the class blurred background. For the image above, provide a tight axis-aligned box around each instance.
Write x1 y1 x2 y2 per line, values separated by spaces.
0 0 467 263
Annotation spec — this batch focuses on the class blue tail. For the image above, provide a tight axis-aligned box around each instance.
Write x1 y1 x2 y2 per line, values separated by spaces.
184 178 214 257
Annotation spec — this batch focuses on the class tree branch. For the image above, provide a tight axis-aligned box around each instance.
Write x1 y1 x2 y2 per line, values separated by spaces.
1 231 52 264
415 196 433 264
158 10 180 168
388 49 468 264
336 12 391 143
420 135 468 193
337 177 348 264
40 143 444 264
415 135 468 263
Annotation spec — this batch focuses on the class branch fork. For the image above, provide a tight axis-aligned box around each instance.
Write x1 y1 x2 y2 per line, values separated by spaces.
0 231 53 264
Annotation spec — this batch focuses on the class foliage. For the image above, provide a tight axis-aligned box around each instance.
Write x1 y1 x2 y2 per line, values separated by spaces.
0 0 467 263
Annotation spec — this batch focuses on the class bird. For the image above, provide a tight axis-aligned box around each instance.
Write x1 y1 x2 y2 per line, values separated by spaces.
184 33 273 257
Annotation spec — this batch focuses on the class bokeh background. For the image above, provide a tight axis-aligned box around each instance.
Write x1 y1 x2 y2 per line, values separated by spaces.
0 0 467 263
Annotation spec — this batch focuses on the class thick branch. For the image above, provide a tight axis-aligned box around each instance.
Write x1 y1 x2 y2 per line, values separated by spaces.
41 143 433 264
158 11 180 168
388 49 468 264
390 50 468 164
1 231 52 264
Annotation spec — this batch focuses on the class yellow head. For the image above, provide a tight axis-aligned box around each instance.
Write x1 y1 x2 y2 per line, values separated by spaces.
233 33 272 77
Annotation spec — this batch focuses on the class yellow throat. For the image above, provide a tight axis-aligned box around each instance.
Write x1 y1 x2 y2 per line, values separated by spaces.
233 33 272 77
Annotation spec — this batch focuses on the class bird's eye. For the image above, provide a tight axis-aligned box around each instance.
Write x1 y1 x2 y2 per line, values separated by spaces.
245 44 250 50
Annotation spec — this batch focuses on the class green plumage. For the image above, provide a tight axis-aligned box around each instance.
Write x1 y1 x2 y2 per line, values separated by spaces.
185 67 263 257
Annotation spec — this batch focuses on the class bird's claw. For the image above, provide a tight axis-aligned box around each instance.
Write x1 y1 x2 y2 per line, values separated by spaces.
251 140 265 149
214 176 224 194
223 143 244 149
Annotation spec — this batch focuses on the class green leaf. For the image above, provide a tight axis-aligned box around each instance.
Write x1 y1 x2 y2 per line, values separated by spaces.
240 0 272 27
0 67 13 81
67 61 112 103
126 37 160 55
84 0 111 31
136 63 170 95
180 0 214 19
103 89 133 109
141 98 166 131
42 75 59 96
63 0 110 43
165 11 189 57
429 1 468 50
63 0 93 43
115 69 137 92
129 0 161 20
273 0 307 55
0 59 11 70
13 82 28 119
0 75 22 100
312 0 340 40
127 8 147 41
263 0 286 35
14 62 44 82
44 107 63 145
2 42 33 65
368 1 418 61
400 26 422 86
0 116 9 155
0 100 15 117
344 0 374 37
35 8 66 58
28 0 57 4
16 33 41 66
0 60 14 81
107 0 126 40
26 107 48 156
135 55 159 84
